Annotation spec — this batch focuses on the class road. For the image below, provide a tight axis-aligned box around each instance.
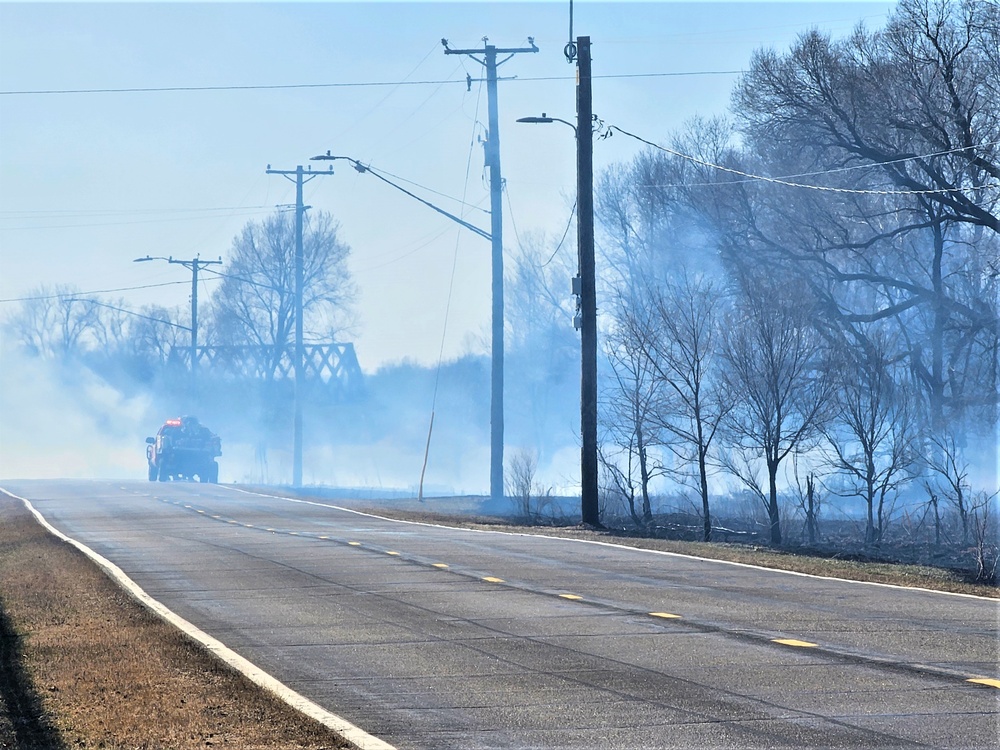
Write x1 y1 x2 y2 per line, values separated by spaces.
2 479 997 749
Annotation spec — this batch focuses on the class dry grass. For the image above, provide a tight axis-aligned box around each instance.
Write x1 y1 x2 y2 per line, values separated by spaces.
0 494 352 750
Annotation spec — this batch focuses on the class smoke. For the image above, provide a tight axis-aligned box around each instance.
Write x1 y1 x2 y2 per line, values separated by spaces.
0 341 154 479
0 317 585 497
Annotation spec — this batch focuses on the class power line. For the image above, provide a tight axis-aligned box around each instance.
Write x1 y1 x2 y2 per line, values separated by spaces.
69 298 190 331
634 140 1000 188
0 69 743 97
0 205 275 218
0 208 274 231
609 126 1000 196
0 279 214 304
543 200 577 269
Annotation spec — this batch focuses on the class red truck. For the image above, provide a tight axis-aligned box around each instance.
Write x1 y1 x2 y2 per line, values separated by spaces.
145 416 221 483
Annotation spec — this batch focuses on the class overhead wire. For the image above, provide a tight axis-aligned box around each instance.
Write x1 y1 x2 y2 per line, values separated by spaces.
371 61 468 162
0 280 200 304
329 41 442 144
542 200 577 268
0 205 275 231
504 183 525 254
418 70 486 502
632 140 1000 189
609 125 1000 196
0 69 745 97
68 298 191 330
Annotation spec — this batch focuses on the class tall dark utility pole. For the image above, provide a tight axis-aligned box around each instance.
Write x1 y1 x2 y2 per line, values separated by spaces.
265 163 334 488
514 36 598 526
443 37 538 505
575 37 599 527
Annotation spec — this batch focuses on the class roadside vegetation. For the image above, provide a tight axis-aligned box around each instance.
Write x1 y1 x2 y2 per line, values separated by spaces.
0 494 351 750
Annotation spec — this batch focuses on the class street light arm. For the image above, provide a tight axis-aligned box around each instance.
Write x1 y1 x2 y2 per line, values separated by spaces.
311 153 492 242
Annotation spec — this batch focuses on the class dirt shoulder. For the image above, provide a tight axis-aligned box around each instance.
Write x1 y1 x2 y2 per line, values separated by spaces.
0 493 353 750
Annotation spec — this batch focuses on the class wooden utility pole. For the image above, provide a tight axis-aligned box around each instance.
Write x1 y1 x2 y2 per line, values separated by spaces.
443 38 538 504
265 164 334 487
575 36 599 527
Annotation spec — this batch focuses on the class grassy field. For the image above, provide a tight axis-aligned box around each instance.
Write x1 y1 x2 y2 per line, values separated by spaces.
0 490 994 750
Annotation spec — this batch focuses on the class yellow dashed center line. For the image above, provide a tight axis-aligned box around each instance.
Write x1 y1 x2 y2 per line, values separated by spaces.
153 501 1000 694
772 638 818 648
968 678 1000 689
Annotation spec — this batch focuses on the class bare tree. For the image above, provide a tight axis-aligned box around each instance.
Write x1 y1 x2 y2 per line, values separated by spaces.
720 275 836 545
824 330 921 546
4 285 100 358
124 304 188 367
211 210 355 378
601 297 667 526
627 273 730 541
505 448 552 523
734 0 1000 235
730 0 1000 433
923 430 975 544
969 491 999 583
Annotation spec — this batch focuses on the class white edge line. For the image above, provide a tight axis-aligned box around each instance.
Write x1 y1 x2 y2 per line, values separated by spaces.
225 486 996 602
3 489 397 750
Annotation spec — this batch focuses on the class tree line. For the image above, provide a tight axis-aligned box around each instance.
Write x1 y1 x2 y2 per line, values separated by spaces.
589 0 997 562
4 211 355 385
3 0 996 569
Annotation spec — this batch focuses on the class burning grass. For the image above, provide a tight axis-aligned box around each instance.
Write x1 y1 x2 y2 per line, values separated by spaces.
0 494 352 750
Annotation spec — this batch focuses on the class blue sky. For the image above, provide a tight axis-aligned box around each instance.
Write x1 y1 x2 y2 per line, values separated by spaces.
0 1 895 371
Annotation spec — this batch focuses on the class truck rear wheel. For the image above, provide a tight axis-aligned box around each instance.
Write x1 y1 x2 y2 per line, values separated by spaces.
158 464 169 481
147 464 157 482
208 462 219 484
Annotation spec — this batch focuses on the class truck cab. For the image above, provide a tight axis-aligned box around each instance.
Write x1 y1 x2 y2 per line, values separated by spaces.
146 416 221 483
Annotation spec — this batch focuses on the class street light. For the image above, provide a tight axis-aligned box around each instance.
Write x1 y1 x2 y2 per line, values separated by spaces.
515 113 577 134
133 254 222 389
516 40 600 529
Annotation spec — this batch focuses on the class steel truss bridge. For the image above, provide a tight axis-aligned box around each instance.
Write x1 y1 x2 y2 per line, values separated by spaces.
167 343 363 396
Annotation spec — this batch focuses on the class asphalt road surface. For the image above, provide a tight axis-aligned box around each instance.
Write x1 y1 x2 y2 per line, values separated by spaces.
3 480 997 749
